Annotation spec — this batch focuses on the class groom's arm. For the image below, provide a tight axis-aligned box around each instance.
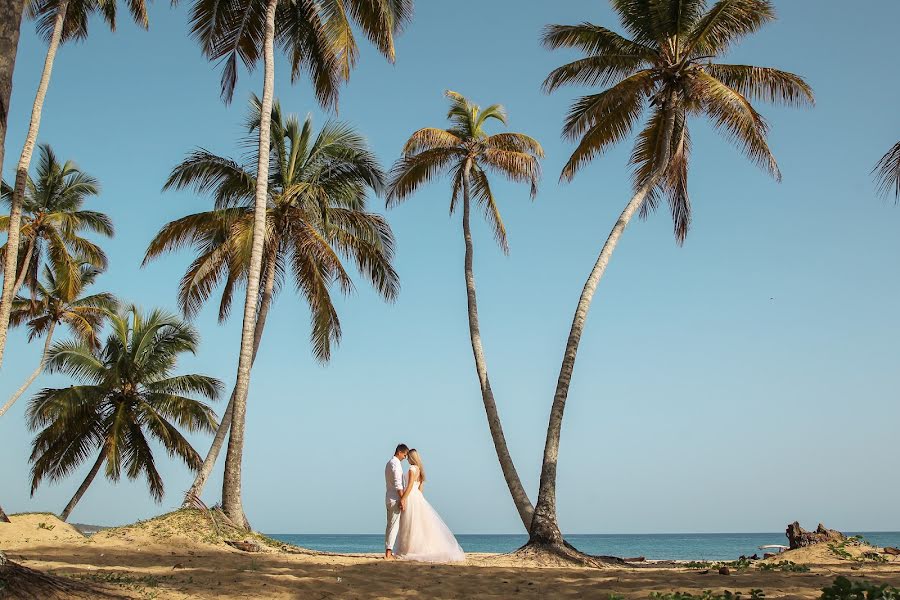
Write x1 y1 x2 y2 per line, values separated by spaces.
392 461 404 502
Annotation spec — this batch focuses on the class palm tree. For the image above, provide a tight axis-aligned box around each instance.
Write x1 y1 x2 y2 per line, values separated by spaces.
0 0 25 184
386 90 543 530
530 0 814 557
1 144 113 299
0 0 148 369
27 305 221 521
144 96 399 510
874 142 900 201
0 264 116 419
190 0 412 526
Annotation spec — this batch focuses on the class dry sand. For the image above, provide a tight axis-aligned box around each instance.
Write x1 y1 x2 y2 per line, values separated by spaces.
2 511 900 599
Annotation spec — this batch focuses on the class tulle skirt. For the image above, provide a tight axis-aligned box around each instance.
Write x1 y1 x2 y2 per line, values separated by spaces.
395 490 466 563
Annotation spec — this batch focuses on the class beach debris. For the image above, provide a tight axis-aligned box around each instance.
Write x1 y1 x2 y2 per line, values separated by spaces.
884 547 900 556
717 566 730 575
172 563 185 569
785 521 844 549
224 539 262 552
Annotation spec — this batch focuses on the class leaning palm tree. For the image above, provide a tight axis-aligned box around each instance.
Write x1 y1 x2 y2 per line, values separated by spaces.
874 142 900 201
145 96 398 509
190 0 412 526
1 144 113 299
0 0 149 369
27 305 221 521
386 90 543 530
529 0 814 558
0 264 117 419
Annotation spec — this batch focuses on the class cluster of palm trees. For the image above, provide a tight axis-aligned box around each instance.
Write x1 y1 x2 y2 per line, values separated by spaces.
1 0 897 562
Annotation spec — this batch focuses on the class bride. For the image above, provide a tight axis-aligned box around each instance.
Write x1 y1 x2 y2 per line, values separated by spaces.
394 449 465 563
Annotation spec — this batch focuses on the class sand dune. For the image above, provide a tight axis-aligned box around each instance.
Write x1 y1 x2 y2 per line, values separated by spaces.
2 512 900 599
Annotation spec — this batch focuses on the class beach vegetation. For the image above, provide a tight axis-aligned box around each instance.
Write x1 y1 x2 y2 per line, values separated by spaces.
387 90 543 530
821 576 900 600
185 0 412 528
145 96 398 506
26 306 221 521
0 0 149 367
528 0 814 560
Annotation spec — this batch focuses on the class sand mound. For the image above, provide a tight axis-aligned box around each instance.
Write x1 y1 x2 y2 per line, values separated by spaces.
764 537 897 566
91 508 298 553
0 514 86 550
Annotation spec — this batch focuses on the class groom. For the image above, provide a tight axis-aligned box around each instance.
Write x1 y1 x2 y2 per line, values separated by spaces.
384 443 409 560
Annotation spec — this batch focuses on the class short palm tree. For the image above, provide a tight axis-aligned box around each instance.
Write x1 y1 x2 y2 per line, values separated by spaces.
0 264 117 419
0 0 149 369
190 0 412 525
387 90 543 531
1 144 113 299
874 142 900 201
27 306 221 521
530 0 814 557
145 96 398 507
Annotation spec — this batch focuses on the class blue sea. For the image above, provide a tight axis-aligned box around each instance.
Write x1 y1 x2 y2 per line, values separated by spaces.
268 532 900 560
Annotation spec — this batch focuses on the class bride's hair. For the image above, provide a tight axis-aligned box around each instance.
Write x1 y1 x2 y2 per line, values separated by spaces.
407 449 426 484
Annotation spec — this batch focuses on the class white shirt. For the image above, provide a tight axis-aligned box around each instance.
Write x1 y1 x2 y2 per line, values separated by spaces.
385 456 403 502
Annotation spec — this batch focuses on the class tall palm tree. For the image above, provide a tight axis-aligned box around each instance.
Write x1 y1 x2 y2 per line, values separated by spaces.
386 90 543 530
27 306 221 522
0 264 116 419
0 0 24 181
530 0 813 556
874 142 900 201
0 0 149 369
1 144 113 299
190 0 412 526
145 96 399 509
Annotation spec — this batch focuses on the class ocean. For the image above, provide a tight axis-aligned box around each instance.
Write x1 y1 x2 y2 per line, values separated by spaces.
267 532 900 560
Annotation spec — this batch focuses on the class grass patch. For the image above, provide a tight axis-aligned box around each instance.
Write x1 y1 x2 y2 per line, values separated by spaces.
650 590 765 600
759 560 809 573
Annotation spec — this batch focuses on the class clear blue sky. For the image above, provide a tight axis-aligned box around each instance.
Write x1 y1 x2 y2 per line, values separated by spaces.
2 1 898 535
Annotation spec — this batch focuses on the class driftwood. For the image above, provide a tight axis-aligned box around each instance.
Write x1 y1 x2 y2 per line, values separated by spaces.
785 522 845 550
224 540 262 553
884 547 900 556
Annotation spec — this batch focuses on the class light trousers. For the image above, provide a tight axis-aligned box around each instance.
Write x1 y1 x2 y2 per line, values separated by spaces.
385 499 401 550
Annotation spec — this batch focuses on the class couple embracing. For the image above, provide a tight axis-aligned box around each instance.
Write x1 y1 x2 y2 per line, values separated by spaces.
384 444 465 563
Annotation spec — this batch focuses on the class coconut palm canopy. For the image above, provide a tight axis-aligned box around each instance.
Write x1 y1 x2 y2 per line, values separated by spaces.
144 96 399 361
10 264 116 348
27 306 221 503
544 0 814 242
0 144 113 297
189 0 414 104
387 90 543 253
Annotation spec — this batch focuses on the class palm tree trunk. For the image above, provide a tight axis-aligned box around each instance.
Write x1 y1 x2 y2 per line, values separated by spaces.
461 162 535 530
10 234 36 299
0 0 68 370
60 448 104 522
184 255 276 505
0 502 10 523
0 0 24 195
0 320 55 419
528 106 677 547
220 0 277 529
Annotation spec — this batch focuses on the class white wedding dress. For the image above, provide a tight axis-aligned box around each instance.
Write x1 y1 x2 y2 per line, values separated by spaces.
395 465 465 563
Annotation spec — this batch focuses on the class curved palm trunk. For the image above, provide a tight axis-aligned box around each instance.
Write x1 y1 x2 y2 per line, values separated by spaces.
0 0 68 369
11 235 36 299
220 0 277 529
0 320 55 419
184 256 276 505
60 448 104 522
461 163 535 529
528 107 677 546
0 0 24 198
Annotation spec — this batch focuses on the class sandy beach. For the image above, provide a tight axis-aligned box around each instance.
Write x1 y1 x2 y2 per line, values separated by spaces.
2 512 900 599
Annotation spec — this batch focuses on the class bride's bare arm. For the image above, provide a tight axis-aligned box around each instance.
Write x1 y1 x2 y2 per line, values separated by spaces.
400 468 418 503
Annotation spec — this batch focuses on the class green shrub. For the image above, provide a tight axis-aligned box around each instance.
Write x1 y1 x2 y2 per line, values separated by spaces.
820 576 900 600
